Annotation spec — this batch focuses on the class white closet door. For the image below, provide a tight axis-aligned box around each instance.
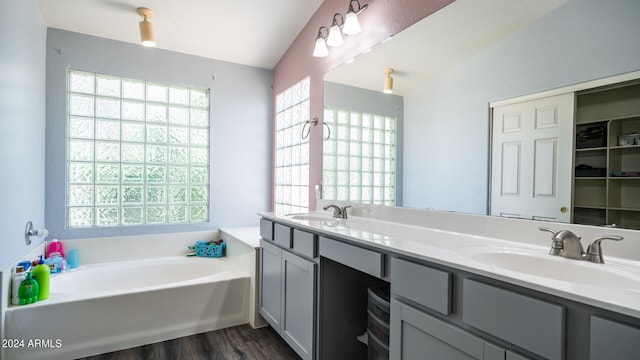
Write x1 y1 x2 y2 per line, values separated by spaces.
491 93 574 222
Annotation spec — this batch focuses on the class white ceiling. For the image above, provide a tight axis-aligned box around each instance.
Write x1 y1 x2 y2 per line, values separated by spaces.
36 0 324 70
324 0 568 95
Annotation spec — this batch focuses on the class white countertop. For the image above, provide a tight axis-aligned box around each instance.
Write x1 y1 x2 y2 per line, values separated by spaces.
220 226 261 248
259 210 640 319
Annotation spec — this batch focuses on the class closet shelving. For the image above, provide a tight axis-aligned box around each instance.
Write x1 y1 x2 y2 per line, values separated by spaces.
573 81 640 229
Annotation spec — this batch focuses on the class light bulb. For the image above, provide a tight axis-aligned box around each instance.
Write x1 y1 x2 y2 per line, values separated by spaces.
313 37 329 57
326 25 344 47
383 69 394 94
343 11 361 35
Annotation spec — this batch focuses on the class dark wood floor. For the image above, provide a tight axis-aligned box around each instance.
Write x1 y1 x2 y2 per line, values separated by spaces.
76 325 301 360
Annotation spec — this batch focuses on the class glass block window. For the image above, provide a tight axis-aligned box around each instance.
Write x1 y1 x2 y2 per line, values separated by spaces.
322 108 396 205
66 70 210 228
274 77 311 214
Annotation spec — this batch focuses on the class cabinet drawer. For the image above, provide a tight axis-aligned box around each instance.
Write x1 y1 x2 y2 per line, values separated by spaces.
462 279 564 360
590 316 640 360
274 223 292 248
293 229 317 258
319 237 384 278
260 218 273 241
391 258 451 315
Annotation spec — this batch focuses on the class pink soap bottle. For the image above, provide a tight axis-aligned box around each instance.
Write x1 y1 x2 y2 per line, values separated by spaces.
46 239 64 259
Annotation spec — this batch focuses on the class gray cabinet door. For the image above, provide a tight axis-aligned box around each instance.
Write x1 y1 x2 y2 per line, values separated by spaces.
281 251 317 360
462 279 564 360
259 239 282 331
590 316 640 360
390 299 504 360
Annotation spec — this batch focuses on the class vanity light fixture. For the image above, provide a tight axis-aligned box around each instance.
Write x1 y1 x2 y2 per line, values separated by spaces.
326 13 345 47
312 1 369 58
313 26 330 57
137 7 156 47
343 0 368 35
383 68 394 94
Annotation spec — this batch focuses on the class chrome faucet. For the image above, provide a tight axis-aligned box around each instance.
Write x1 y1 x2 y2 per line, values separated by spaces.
539 227 623 264
323 204 351 219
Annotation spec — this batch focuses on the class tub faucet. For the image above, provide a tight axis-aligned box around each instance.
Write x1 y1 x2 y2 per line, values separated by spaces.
323 204 351 219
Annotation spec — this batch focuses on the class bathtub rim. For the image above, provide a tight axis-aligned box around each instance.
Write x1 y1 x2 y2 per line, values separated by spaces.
5 255 250 311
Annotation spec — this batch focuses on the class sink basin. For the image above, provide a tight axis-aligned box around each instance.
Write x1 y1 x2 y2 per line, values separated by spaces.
462 247 640 288
285 213 338 222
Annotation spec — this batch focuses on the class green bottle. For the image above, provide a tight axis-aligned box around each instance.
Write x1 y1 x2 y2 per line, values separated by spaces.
18 272 39 305
32 255 50 300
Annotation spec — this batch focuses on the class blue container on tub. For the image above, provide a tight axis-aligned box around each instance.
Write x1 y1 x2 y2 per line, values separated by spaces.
193 240 226 258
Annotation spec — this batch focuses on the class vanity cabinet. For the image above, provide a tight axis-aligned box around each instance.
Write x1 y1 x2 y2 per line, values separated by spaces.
388 255 640 360
260 216 640 360
259 221 318 360
390 257 548 360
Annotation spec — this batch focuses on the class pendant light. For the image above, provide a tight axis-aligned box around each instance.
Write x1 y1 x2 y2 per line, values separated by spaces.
383 68 394 94
137 7 156 47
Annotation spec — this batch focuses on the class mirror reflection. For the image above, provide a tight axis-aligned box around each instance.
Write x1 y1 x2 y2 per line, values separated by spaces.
322 0 640 229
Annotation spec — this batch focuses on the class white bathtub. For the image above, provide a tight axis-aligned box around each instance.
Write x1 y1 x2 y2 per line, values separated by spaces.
4 254 251 360
51 256 238 295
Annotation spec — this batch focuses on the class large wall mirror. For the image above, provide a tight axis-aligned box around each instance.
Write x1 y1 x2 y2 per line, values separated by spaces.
322 0 640 229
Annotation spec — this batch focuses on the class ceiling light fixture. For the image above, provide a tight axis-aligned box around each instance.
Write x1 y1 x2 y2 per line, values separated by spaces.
383 68 394 94
137 7 156 47
343 0 368 35
312 26 330 58
326 14 345 47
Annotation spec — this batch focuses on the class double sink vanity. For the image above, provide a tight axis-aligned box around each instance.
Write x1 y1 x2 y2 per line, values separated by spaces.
258 203 640 360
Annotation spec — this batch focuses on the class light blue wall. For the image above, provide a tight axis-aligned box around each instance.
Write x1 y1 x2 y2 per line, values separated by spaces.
324 81 404 205
45 29 273 239
403 0 640 214
0 0 47 269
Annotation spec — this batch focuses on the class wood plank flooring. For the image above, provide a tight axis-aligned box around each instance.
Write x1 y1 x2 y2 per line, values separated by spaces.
76 325 301 360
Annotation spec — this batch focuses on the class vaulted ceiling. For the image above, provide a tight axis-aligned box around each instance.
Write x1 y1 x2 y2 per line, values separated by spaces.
36 0 324 70
36 0 568 84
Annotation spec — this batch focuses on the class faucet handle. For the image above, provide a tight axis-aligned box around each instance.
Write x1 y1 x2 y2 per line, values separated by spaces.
539 227 563 255
539 227 556 235
341 206 351 219
584 235 623 264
